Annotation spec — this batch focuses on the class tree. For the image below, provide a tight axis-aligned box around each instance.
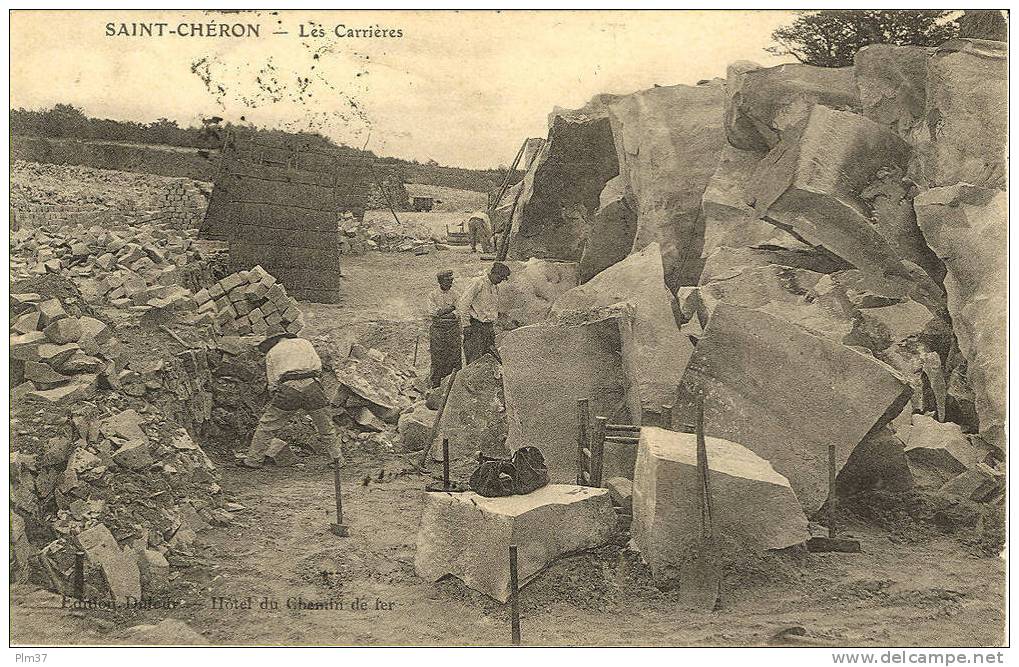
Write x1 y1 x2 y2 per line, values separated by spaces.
768 10 959 68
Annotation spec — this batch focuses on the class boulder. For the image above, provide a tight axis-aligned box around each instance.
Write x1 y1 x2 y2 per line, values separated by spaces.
552 243 692 414
26 376 97 404
10 331 47 362
113 439 154 470
606 476 633 513
632 427 808 585
724 62 858 152
696 264 856 343
438 355 508 461
699 145 804 260
749 105 935 300
920 39 1007 189
265 438 296 466
673 304 912 512
398 403 438 453
11 310 41 335
508 97 620 261
76 523 141 603
938 463 1004 502
500 313 635 483
100 409 149 444
608 81 727 289
414 484 616 602
23 361 73 387
36 298 68 327
903 413 987 486
578 176 637 283
136 549 169 592
43 317 81 344
853 44 933 142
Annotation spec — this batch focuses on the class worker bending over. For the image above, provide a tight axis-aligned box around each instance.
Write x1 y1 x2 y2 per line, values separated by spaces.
242 333 343 468
427 269 463 388
467 211 493 253
458 262 511 364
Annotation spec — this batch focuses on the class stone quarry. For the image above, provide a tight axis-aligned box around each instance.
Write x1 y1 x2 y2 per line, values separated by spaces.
8 21 1007 645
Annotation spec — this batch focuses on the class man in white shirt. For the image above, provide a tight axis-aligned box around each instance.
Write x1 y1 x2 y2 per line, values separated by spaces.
467 211 493 253
426 269 462 388
458 262 511 364
241 333 343 468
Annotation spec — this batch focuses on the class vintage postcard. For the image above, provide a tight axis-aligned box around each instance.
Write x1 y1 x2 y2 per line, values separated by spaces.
7 8 1008 654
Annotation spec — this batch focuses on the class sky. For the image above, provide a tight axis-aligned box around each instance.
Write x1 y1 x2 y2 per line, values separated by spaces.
10 10 797 169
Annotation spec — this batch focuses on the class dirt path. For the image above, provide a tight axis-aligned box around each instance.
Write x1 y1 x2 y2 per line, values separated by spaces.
11 249 1005 647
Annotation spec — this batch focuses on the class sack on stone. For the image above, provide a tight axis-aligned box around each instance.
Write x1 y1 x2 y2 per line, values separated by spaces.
511 446 549 495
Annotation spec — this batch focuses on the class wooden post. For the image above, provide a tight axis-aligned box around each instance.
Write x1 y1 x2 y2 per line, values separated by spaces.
413 336 420 367
442 438 451 491
509 544 521 646
591 416 607 488
828 444 837 539
576 399 590 485
73 551 85 599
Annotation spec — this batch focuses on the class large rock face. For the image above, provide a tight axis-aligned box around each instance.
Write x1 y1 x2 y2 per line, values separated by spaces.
552 243 692 414
919 39 1007 189
673 303 912 512
724 62 858 152
632 427 808 585
578 176 637 283
749 104 943 303
608 81 727 290
508 99 620 261
500 314 635 482
414 484 616 602
914 185 1006 449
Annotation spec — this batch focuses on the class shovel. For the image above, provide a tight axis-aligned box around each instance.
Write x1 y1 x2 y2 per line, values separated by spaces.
677 394 720 611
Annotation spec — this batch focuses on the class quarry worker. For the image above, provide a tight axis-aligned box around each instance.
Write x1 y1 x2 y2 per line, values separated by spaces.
241 333 343 469
459 262 511 364
427 269 463 388
467 211 493 253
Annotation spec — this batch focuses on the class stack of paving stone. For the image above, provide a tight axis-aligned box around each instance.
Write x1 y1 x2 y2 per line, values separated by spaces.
159 180 208 230
194 265 304 336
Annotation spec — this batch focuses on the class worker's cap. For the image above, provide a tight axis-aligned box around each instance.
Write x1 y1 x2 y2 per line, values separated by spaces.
490 262 511 278
436 269 454 280
256 332 297 353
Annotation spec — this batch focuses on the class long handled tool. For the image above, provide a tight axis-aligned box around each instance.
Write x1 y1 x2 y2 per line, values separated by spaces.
509 544 521 646
417 368 458 470
678 394 720 610
807 445 860 553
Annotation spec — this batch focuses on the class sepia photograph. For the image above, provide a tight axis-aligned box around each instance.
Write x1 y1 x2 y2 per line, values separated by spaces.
6 7 1009 654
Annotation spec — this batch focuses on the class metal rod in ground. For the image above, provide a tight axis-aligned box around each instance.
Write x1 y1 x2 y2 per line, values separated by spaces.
509 544 521 646
442 438 451 491
590 416 607 488
828 444 836 539
73 551 85 599
576 398 590 485
331 461 349 537
413 335 420 367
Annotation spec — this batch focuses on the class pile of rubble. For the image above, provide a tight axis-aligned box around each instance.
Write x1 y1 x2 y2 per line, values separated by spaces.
343 212 441 254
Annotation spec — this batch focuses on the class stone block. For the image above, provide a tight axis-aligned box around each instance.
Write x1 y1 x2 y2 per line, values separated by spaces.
12 310 41 335
113 439 154 470
76 523 141 603
23 361 72 386
553 243 691 415
578 175 637 283
43 317 81 344
26 376 97 404
265 438 296 466
137 549 170 592
414 484 616 602
11 331 47 361
438 354 507 461
606 476 633 512
674 303 912 512
632 427 808 584
938 463 1003 502
501 313 635 482
398 403 438 453
36 298 68 327
903 413 986 479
